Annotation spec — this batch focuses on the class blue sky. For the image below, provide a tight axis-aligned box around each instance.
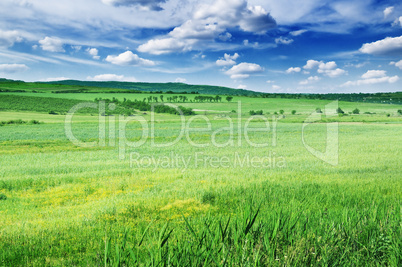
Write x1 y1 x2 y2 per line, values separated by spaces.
1 0 402 93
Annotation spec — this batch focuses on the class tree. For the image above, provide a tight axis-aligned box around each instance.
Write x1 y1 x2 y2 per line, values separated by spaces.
397 109 402 115
352 108 360 114
291 110 296 115
279 110 284 115
336 107 344 114
316 107 322 113
226 96 233 102
160 95 164 102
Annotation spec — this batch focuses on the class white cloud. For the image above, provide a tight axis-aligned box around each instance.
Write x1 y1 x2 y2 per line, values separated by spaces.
361 70 386 79
175 77 187 83
359 35 402 55
286 67 301 73
266 80 274 83
243 39 259 48
290 29 307 36
393 17 402 27
303 60 346 77
299 76 320 85
384 6 394 18
317 61 346 77
102 0 166 11
303 59 321 69
138 38 189 55
87 48 100 60
225 62 263 79
38 77 70 82
39 36 65 52
0 63 29 73
237 84 247 89
138 0 276 54
275 36 293 45
0 30 23 47
392 60 402 69
87 74 137 82
342 70 399 86
216 53 239 66
105 51 155 66
272 85 281 90
322 68 346 77
218 32 232 41
71 45 82 52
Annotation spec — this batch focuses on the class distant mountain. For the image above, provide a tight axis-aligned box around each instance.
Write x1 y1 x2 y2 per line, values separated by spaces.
42 80 260 96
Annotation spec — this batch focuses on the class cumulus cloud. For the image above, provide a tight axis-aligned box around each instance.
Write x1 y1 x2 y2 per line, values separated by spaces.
0 63 29 73
216 53 239 66
87 74 137 82
286 67 301 74
102 0 166 11
303 60 346 77
275 36 293 45
138 38 190 55
272 85 281 90
290 29 307 36
0 30 23 47
342 70 399 86
359 35 402 55
105 51 155 66
384 6 394 18
361 70 386 79
225 62 263 79
138 0 276 54
391 59 402 69
87 48 100 60
303 60 321 69
299 76 320 85
39 36 65 52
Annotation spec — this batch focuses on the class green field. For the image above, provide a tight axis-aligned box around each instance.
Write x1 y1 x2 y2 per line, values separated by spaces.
0 91 401 266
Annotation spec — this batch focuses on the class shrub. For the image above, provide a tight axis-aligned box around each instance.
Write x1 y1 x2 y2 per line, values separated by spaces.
316 108 322 113
29 120 41 124
0 194 7 200
386 113 390 117
336 107 344 114
352 108 360 114
249 110 263 115
48 110 58 115
291 110 296 115
279 109 284 114
397 109 402 115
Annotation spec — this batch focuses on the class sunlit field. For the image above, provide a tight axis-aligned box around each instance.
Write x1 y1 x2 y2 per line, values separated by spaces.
0 92 401 265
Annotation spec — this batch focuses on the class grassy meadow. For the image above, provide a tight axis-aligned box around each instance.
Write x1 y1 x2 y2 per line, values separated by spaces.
0 91 401 266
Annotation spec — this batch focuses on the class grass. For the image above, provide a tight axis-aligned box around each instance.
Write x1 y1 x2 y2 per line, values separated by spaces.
0 92 401 265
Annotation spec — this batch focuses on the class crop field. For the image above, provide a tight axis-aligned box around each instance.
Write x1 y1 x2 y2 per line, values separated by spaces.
0 91 401 266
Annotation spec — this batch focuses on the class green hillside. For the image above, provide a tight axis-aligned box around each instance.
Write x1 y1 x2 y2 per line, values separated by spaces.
42 80 258 96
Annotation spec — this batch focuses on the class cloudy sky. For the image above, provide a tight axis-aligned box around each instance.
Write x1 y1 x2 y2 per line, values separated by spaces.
1 0 402 93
